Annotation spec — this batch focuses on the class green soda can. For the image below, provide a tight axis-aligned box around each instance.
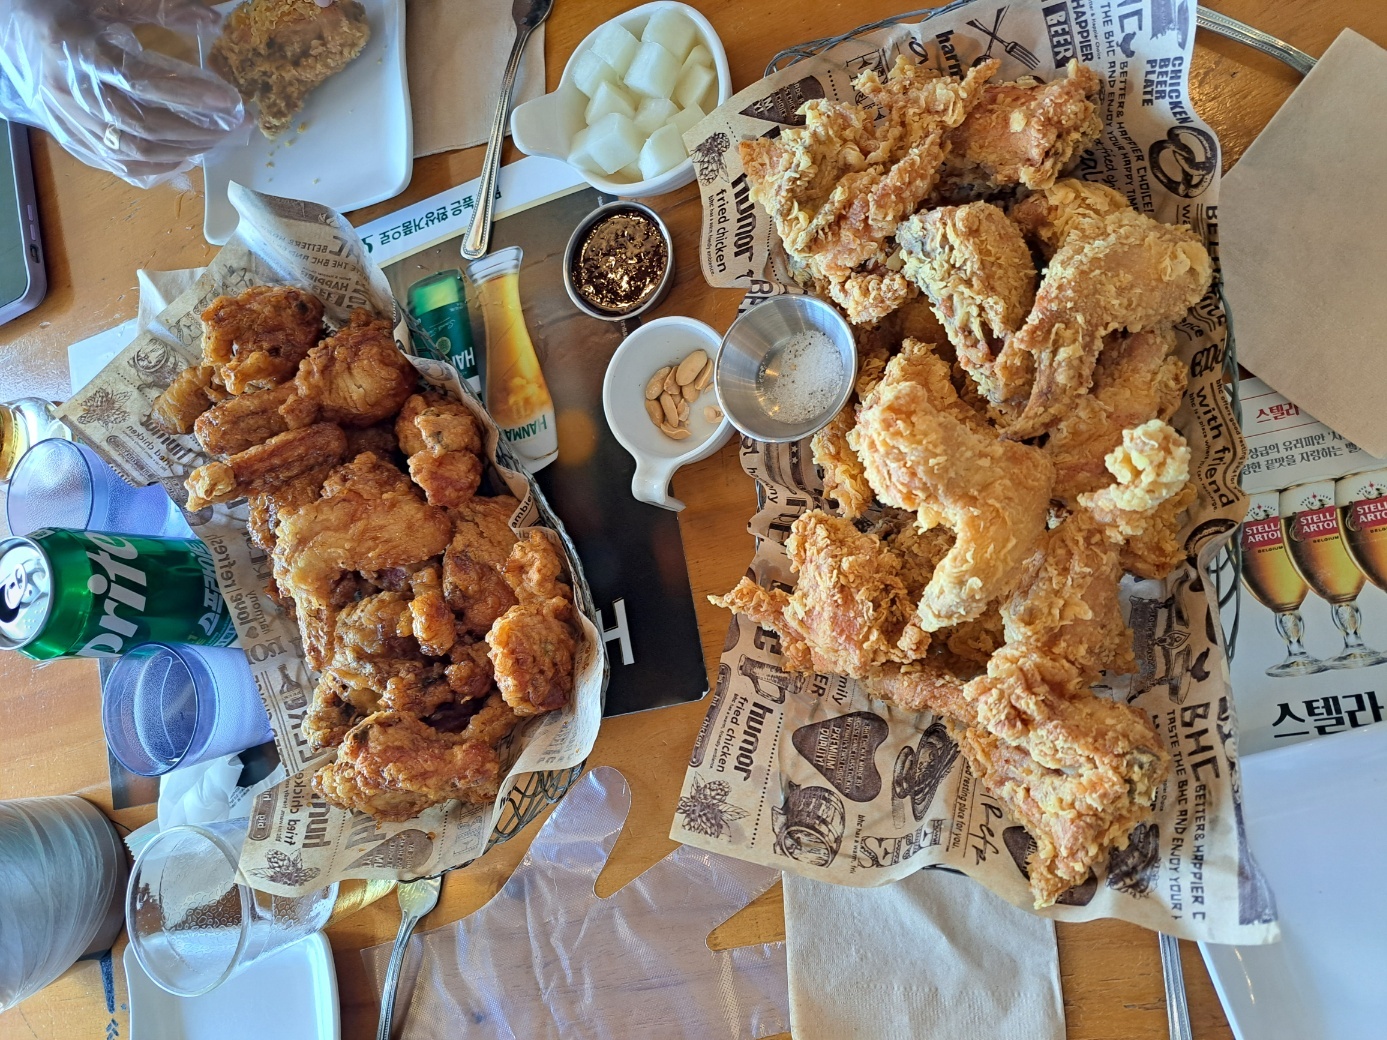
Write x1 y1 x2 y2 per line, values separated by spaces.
408 270 480 391
0 529 238 660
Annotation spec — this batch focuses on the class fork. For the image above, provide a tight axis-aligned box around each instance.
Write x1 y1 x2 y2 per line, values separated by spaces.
1159 932 1195 1040
966 17 1040 70
375 876 443 1040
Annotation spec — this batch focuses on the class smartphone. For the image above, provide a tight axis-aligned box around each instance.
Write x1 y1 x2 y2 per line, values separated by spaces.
0 117 46 326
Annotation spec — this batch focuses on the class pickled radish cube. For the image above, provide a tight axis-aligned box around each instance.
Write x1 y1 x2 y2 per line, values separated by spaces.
669 102 705 138
568 126 598 172
673 60 715 111
618 161 644 182
633 96 678 134
638 123 687 180
586 112 643 174
642 9 697 62
589 22 639 76
571 48 619 97
623 40 679 99
681 44 712 74
585 80 635 125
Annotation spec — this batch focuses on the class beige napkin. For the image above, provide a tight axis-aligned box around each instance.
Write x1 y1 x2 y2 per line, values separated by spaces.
406 0 546 158
784 869 1065 1040
1221 29 1387 456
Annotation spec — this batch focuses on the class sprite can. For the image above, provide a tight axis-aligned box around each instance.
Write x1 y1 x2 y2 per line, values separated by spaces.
0 529 238 660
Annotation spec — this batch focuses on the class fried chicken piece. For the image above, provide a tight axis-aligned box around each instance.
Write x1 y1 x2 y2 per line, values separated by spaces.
152 365 221 434
212 0 371 138
1121 481 1196 579
811 407 872 519
1078 420 1191 538
345 423 399 460
194 380 303 456
313 699 515 822
937 60 1102 197
445 640 495 702
1009 178 1133 259
711 511 914 677
488 531 580 717
997 212 1212 438
849 344 1054 631
200 285 325 395
1045 328 1187 501
408 566 455 657
185 422 347 511
272 452 452 668
406 403 484 509
827 270 915 326
740 57 997 323
285 308 417 429
897 203 1037 407
395 393 471 455
245 463 334 553
444 496 520 636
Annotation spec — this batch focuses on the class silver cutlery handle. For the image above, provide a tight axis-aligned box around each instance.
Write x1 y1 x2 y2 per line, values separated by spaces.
1159 932 1195 1040
462 25 536 261
376 911 424 1040
1196 8 1317 76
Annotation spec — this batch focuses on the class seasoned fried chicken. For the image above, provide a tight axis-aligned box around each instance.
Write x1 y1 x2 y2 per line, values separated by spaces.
152 365 223 434
184 422 347 512
1009 177 1133 259
811 406 872 519
401 397 484 509
488 531 580 717
194 380 302 456
200 285 325 394
287 309 418 429
444 495 521 636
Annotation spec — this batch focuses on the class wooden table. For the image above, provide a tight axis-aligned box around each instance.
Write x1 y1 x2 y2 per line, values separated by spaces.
0 1 1373 1036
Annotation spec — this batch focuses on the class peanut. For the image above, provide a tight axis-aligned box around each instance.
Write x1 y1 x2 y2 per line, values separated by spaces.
644 398 663 426
646 366 672 400
681 382 699 401
663 369 680 396
659 392 680 426
659 422 692 440
676 349 708 386
676 397 690 423
693 359 714 391
704 404 723 423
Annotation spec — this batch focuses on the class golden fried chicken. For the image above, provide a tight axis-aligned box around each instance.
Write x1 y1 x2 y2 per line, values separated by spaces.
408 566 455 657
313 697 517 822
444 495 521 636
344 422 399 460
194 380 302 456
897 203 1037 407
1045 328 1187 501
200 285 325 394
444 640 495 703
488 531 579 717
739 57 997 323
152 365 223 434
1078 420 1191 538
811 407 872 519
185 422 347 512
1009 178 1133 259
405 402 484 509
712 511 914 677
849 343 1054 631
997 212 1211 438
272 452 452 668
1121 482 1197 579
212 0 371 138
286 309 418 429
937 60 1102 197
245 462 335 553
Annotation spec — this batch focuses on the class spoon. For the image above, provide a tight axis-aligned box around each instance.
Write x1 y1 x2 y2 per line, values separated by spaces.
462 0 556 260
375 875 442 1040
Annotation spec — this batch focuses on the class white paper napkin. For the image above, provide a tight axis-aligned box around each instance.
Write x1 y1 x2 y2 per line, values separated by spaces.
784 868 1065 1040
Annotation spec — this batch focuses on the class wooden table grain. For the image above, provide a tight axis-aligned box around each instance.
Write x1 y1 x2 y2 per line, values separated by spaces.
0 1 1375 1037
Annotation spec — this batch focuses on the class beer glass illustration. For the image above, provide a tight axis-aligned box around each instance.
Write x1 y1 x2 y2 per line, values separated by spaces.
1280 480 1387 669
1240 491 1327 677
464 247 558 473
1337 467 1387 592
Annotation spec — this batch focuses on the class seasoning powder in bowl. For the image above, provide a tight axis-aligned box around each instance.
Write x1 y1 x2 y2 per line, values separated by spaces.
756 329 845 424
568 206 670 318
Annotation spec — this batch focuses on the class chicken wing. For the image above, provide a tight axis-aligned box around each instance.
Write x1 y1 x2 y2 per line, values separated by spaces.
1009 177 1132 259
849 343 1054 630
286 308 418 429
200 285 325 394
997 212 1212 439
811 406 872 519
937 60 1102 197
194 380 303 456
184 422 347 512
896 203 1037 407
152 365 224 434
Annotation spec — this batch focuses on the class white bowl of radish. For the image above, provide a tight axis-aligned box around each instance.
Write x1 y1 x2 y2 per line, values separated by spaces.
510 1 731 198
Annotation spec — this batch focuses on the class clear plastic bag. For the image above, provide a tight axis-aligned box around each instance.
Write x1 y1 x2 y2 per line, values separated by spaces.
0 0 247 187
0 796 128 1010
365 767 790 1040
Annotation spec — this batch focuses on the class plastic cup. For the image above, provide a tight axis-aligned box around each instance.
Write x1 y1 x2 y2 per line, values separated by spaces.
5 439 193 538
102 643 273 777
126 818 338 997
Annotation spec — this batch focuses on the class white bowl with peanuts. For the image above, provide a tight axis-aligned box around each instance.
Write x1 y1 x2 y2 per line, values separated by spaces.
602 316 732 511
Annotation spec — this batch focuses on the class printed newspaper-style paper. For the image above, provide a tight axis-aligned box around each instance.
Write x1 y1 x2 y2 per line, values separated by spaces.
674 0 1274 943
58 184 605 894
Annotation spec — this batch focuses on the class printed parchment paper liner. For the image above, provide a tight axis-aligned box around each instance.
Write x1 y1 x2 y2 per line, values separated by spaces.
673 0 1276 943
59 184 606 894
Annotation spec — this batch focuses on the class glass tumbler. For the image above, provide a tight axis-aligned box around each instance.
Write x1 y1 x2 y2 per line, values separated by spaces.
102 643 274 777
126 819 338 997
6 439 193 538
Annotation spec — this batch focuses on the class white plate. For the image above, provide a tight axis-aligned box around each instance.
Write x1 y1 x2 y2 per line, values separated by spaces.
201 0 412 245
124 932 340 1040
1199 723 1387 1040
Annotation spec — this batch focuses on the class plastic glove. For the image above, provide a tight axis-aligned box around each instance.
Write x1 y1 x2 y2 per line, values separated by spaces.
0 0 246 187
365 767 790 1040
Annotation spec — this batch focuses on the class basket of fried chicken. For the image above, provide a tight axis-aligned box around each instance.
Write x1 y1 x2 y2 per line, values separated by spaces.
707 55 1220 908
152 285 597 826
